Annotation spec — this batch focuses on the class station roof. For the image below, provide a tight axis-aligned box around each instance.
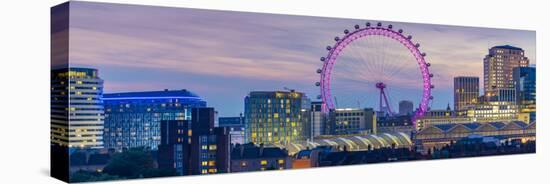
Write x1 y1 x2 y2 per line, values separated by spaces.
272 132 412 155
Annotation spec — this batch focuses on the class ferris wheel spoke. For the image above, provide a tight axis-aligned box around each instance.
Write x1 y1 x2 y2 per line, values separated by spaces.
346 40 375 82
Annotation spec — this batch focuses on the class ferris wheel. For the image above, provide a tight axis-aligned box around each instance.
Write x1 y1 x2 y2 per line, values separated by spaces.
315 22 434 125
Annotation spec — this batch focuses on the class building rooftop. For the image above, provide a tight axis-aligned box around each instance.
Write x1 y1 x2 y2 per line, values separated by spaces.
462 123 482 130
492 45 523 50
420 121 535 134
231 143 288 159
273 132 412 155
103 89 203 100
247 91 305 99
488 122 506 129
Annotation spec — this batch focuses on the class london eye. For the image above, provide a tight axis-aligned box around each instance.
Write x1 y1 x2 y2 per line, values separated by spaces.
315 22 434 125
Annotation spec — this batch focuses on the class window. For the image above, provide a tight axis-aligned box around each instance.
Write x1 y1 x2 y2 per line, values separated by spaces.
209 145 217 151
278 159 285 164
208 161 216 166
261 160 267 165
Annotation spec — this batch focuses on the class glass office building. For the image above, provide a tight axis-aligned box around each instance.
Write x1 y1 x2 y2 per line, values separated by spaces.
453 76 479 111
327 108 376 135
103 89 206 150
514 67 536 122
244 91 311 145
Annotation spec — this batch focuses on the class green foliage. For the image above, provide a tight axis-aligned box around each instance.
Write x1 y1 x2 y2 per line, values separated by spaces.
102 147 154 178
102 147 177 179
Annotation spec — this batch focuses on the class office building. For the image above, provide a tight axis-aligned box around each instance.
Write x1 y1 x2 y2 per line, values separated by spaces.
51 67 105 149
219 116 244 127
189 108 230 175
219 116 245 144
491 88 516 103
244 91 311 145
310 101 325 138
464 102 520 122
417 102 526 129
454 76 479 110
514 67 536 122
377 115 414 133
230 143 291 172
483 45 529 98
157 120 191 175
103 89 206 150
158 108 230 175
51 68 70 147
398 100 414 115
327 108 376 135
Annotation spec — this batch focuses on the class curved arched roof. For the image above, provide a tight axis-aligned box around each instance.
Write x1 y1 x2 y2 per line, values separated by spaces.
272 132 412 155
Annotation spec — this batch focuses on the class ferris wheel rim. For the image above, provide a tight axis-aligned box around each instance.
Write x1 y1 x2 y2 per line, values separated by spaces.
317 22 433 125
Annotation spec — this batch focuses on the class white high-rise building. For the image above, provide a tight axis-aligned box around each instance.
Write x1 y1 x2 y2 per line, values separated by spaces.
51 67 105 149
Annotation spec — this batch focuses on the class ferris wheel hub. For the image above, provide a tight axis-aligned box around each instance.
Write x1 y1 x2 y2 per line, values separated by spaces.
375 82 386 89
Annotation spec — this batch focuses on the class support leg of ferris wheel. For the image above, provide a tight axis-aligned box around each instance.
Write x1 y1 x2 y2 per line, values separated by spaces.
376 82 393 116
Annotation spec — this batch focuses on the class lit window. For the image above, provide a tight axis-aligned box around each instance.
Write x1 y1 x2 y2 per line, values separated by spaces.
209 145 217 150
278 159 284 164
261 160 267 165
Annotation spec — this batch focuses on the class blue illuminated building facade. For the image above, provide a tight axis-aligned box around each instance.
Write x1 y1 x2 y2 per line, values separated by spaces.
103 89 206 150
514 67 536 122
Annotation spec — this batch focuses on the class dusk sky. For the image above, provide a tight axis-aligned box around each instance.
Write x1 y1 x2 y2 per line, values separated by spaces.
64 1 536 117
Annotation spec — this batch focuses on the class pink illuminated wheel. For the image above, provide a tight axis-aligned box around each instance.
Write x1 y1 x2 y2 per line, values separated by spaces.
315 22 434 126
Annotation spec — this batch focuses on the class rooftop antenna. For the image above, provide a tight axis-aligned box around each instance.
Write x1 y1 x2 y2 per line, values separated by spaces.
334 96 339 109
283 87 295 92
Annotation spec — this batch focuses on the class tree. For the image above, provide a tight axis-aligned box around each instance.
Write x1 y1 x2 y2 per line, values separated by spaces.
102 147 155 178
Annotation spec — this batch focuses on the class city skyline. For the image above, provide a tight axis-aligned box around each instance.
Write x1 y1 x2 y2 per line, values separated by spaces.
58 1 536 117
50 2 537 183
